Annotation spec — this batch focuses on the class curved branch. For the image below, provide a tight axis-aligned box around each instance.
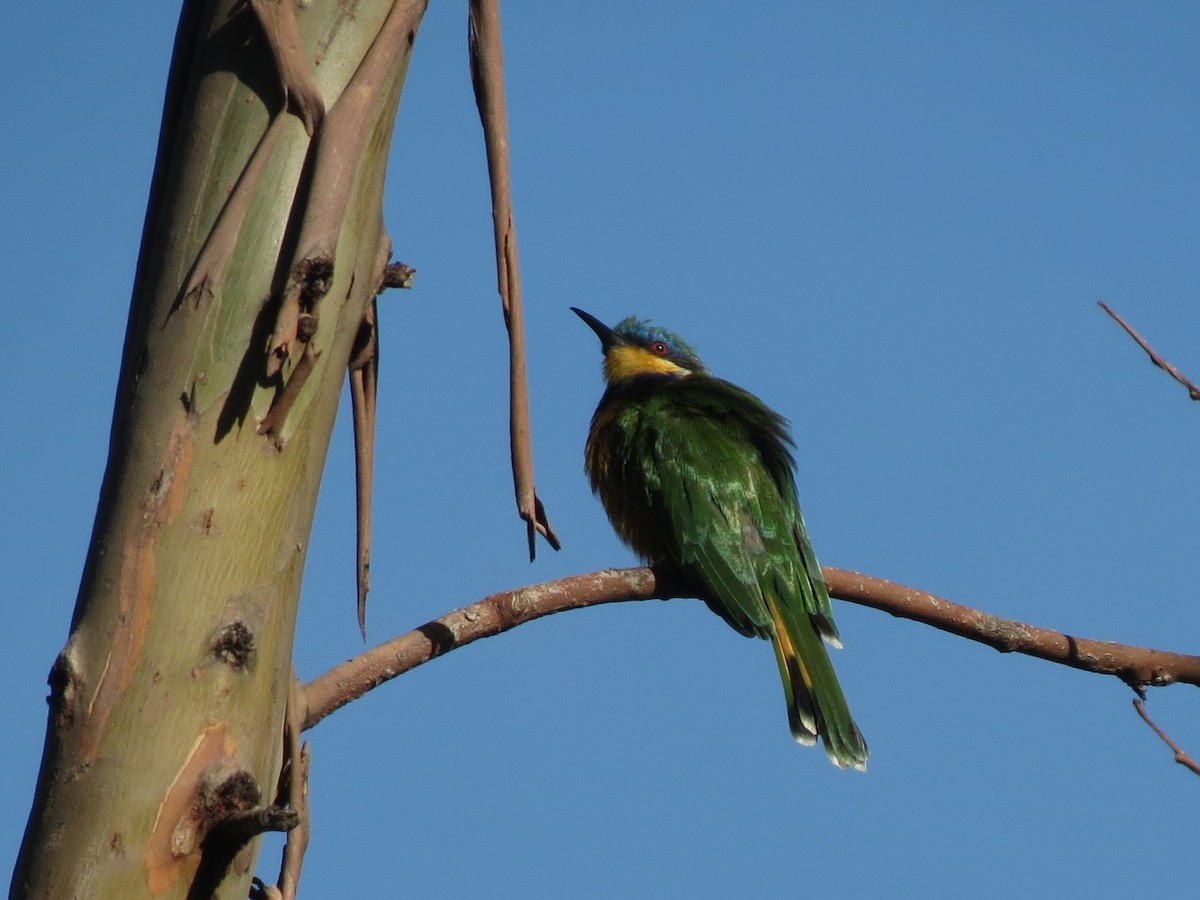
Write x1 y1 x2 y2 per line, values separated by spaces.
301 567 679 729
301 566 1200 731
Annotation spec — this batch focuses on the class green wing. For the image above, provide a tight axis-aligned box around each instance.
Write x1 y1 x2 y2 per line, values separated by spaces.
609 376 867 768
628 378 822 634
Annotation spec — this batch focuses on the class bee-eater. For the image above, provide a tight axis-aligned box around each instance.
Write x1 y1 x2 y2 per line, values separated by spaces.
572 308 868 770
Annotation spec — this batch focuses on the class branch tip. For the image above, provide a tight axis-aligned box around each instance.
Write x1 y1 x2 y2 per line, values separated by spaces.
1098 301 1200 400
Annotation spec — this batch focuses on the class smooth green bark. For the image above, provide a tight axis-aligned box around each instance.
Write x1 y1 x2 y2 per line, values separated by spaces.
12 2 425 896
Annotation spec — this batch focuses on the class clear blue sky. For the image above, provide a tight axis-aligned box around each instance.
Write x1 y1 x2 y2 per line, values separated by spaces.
5 3 1200 897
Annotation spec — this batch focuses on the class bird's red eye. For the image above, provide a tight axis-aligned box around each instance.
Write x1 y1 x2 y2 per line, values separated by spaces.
651 341 669 355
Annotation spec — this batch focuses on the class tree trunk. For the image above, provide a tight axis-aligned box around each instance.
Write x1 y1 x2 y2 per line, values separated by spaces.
11 1 426 896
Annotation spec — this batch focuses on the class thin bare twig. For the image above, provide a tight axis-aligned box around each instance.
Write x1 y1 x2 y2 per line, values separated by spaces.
468 0 560 559
301 565 1200 731
1098 301 1200 400
1133 697 1200 776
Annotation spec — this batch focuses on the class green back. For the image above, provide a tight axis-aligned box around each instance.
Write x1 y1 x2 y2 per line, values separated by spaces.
587 374 838 645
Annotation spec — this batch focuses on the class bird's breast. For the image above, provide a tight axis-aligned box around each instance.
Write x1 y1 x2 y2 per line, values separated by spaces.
584 395 667 561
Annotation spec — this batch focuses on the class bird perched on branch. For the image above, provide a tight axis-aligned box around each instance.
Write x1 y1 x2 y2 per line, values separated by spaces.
572 308 868 770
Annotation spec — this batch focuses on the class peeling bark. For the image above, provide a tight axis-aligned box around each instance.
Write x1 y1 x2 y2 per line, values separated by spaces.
11 2 428 896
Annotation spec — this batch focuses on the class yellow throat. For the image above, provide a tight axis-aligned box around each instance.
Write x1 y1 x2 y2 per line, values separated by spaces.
604 345 691 383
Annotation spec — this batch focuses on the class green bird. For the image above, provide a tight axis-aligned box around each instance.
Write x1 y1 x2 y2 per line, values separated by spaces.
572 308 868 770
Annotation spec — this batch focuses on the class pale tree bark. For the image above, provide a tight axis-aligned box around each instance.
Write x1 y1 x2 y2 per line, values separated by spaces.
11 2 428 896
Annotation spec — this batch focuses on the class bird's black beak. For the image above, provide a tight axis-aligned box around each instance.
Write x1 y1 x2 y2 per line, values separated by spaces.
570 307 619 350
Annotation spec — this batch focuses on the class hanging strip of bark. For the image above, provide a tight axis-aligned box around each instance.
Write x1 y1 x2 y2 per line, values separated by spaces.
349 298 380 638
249 0 325 135
266 0 419 384
468 0 560 559
179 114 287 313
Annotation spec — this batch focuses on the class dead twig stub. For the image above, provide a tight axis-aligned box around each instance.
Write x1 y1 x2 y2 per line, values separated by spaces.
382 261 416 289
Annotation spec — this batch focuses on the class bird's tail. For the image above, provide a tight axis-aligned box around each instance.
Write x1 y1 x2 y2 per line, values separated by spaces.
767 596 868 770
